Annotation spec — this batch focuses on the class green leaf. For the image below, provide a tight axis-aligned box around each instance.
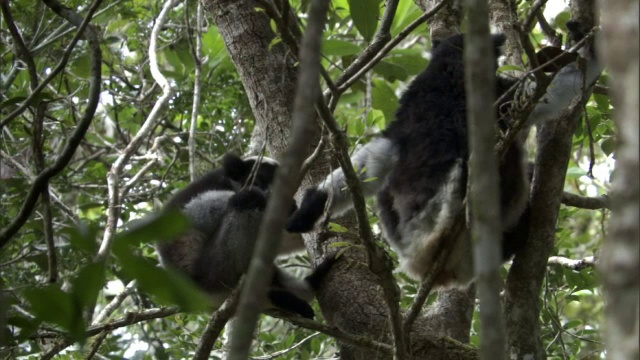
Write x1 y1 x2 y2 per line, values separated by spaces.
70 55 92 78
600 137 616 156
390 0 422 36
372 61 408 82
322 39 362 56
67 223 99 254
347 0 381 42
372 79 399 124
498 64 525 73
24 286 86 342
71 262 106 309
115 210 190 249
116 251 210 311
385 51 428 76
328 223 349 233
329 241 351 248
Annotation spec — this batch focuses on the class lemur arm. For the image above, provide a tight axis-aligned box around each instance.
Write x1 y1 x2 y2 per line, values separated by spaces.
525 56 602 130
287 137 398 233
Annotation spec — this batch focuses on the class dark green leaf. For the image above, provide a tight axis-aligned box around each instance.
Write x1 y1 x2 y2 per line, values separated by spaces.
322 39 362 56
347 0 381 42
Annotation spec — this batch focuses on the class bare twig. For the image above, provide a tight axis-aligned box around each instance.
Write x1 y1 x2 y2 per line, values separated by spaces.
92 281 137 325
186 0 204 181
265 309 394 355
0 0 101 128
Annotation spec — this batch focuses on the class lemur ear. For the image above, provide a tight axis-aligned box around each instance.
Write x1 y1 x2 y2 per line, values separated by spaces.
222 153 250 182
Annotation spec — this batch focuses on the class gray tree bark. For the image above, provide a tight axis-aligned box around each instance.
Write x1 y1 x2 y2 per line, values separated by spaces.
597 0 640 359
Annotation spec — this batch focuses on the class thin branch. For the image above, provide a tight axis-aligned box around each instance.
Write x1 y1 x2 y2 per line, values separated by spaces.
0 0 102 250
547 256 596 271
0 0 101 129
465 8 505 359
333 0 449 98
39 307 180 359
194 286 242 360
265 310 394 355
91 281 137 325
251 332 321 360
187 0 204 181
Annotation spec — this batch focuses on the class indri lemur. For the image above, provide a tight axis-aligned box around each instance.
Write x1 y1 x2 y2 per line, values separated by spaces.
157 153 330 318
287 30 601 287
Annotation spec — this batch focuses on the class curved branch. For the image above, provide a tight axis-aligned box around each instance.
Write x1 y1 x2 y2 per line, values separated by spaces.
96 0 178 261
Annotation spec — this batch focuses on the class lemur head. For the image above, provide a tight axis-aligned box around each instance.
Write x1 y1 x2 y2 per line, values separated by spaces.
222 153 279 191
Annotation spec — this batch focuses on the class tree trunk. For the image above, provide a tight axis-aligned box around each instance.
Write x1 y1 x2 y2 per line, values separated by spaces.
597 0 640 359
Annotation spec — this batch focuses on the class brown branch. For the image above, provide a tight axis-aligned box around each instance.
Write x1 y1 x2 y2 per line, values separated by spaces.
194 286 241 360
561 192 609 209
266 309 395 355
38 307 180 359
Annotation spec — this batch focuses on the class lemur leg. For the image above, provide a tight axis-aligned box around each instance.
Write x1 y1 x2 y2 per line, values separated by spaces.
287 137 399 232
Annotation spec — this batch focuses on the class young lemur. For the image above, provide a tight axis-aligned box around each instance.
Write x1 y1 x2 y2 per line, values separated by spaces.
157 153 331 318
287 29 601 287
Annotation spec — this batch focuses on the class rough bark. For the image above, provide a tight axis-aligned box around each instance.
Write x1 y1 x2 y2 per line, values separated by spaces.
597 0 640 359
203 0 298 157
415 0 463 39
489 0 524 68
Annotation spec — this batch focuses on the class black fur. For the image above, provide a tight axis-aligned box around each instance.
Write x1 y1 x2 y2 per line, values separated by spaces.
288 34 530 286
157 153 332 318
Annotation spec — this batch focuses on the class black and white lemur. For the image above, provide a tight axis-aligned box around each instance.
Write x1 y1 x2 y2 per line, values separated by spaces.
287 29 602 287
156 153 331 319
